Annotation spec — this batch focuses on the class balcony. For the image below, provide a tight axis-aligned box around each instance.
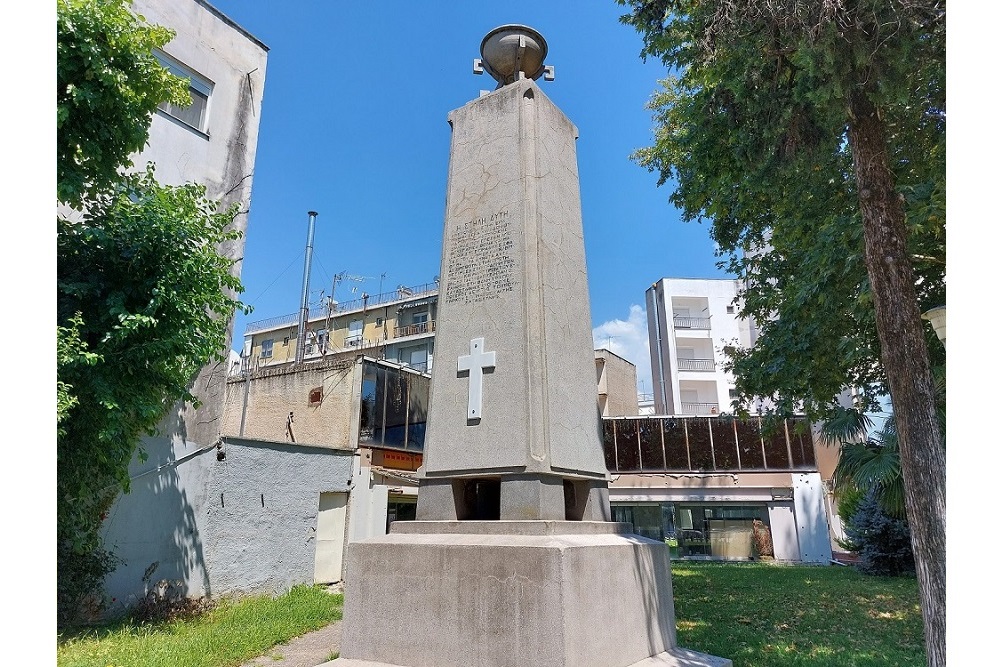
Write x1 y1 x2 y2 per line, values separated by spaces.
393 320 435 338
676 358 716 372
673 316 711 330
680 402 720 415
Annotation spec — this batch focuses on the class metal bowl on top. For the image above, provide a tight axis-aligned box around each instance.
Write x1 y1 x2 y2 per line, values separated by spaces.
479 24 548 87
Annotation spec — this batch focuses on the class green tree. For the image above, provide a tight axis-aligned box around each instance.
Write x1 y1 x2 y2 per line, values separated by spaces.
617 1 945 663
57 0 246 622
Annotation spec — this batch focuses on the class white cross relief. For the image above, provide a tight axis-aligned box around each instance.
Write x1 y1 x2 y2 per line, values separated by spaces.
457 337 496 420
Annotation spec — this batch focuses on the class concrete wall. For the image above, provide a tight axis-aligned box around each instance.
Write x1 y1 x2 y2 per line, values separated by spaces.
223 357 360 447
102 436 353 608
202 438 354 595
595 348 639 417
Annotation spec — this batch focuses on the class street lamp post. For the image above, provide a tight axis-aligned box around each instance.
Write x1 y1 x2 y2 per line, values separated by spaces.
922 306 946 348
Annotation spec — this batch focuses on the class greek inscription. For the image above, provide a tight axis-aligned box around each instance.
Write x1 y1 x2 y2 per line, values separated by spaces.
445 209 517 305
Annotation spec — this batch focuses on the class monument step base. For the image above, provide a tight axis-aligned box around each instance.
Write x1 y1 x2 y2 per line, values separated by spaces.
332 528 731 667
326 647 731 667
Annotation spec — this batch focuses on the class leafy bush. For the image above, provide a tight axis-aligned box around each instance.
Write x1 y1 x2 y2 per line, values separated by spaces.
56 540 120 625
843 490 915 576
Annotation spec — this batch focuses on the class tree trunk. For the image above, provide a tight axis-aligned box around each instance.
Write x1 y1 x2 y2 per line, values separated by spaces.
847 89 946 667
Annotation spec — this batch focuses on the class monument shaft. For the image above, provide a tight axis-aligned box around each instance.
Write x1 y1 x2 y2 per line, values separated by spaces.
417 79 608 521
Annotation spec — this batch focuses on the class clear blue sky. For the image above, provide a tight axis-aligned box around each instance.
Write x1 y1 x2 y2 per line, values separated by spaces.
205 1 732 392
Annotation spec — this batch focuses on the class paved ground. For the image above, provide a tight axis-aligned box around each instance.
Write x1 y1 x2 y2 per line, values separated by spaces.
239 620 342 667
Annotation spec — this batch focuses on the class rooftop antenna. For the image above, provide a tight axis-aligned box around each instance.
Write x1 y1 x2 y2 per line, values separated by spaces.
294 211 318 365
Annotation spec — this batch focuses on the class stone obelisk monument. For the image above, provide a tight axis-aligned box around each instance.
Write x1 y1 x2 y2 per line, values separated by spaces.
329 25 730 667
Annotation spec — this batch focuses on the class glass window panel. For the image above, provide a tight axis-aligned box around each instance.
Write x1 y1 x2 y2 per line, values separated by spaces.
405 373 429 451
615 420 640 471
630 505 664 541
638 418 664 470
678 506 710 556
762 419 791 469
359 363 378 444
789 418 817 468
381 368 409 449
677 504 767 559
735 418 765 469
662 418 688 470
661 504 677 541
711 418 740 470
161 86 207 130
372 366 388 444
602 419 617 470
686 418 714 470
611 505 633 526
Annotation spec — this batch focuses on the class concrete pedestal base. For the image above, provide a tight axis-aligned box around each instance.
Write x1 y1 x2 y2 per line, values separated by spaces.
327 521 730 667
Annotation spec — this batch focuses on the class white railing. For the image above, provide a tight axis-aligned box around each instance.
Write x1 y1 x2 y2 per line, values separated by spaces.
677 358 716 371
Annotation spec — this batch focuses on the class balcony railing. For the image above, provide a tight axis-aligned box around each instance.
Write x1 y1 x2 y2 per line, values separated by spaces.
676 358 715 372
680 402 720 415
244 281 439 334
673 316 711 330
393 320 435 338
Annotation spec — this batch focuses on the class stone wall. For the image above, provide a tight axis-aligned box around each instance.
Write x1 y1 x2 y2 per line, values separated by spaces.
222 357 360 448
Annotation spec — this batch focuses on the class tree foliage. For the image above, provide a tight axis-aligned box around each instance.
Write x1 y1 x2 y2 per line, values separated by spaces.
843 489 916 577
57 0 246 623
617 1 945 663
57 0 189 207
619 0 945 419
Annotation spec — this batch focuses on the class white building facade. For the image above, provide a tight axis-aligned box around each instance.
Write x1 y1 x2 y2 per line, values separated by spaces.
101 0 270 609
645 277 757 416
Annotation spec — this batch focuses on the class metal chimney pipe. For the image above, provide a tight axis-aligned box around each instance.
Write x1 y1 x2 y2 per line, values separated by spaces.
295 211 318 364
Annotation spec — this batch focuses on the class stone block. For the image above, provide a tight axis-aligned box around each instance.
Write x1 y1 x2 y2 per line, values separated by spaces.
329 522 729 667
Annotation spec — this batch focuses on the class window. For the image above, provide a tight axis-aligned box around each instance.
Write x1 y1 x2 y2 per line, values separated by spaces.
347 319 363 345
260 338 274 358
400 345 428 371
412 311 429 325
154 51 213 133
726 305 735 314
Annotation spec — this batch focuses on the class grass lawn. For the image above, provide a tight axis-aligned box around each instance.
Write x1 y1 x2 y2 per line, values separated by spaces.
57 563 922 667
57 584 343 667
671 562 925 667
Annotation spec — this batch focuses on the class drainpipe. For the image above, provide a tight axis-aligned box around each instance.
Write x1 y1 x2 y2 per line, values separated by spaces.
295 211 318 365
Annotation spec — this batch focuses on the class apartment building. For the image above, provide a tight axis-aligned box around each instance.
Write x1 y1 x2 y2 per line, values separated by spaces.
645 277 756 416
239 282 439 375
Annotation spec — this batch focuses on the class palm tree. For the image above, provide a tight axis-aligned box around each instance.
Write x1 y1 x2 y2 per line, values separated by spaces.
830 413 906 519
823 367 944 521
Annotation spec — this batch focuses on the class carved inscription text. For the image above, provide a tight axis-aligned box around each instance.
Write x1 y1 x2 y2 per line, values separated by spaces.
445 209 516 304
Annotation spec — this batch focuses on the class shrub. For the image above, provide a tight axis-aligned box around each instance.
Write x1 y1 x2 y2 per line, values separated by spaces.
844 489 915 576
56 539 120 626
